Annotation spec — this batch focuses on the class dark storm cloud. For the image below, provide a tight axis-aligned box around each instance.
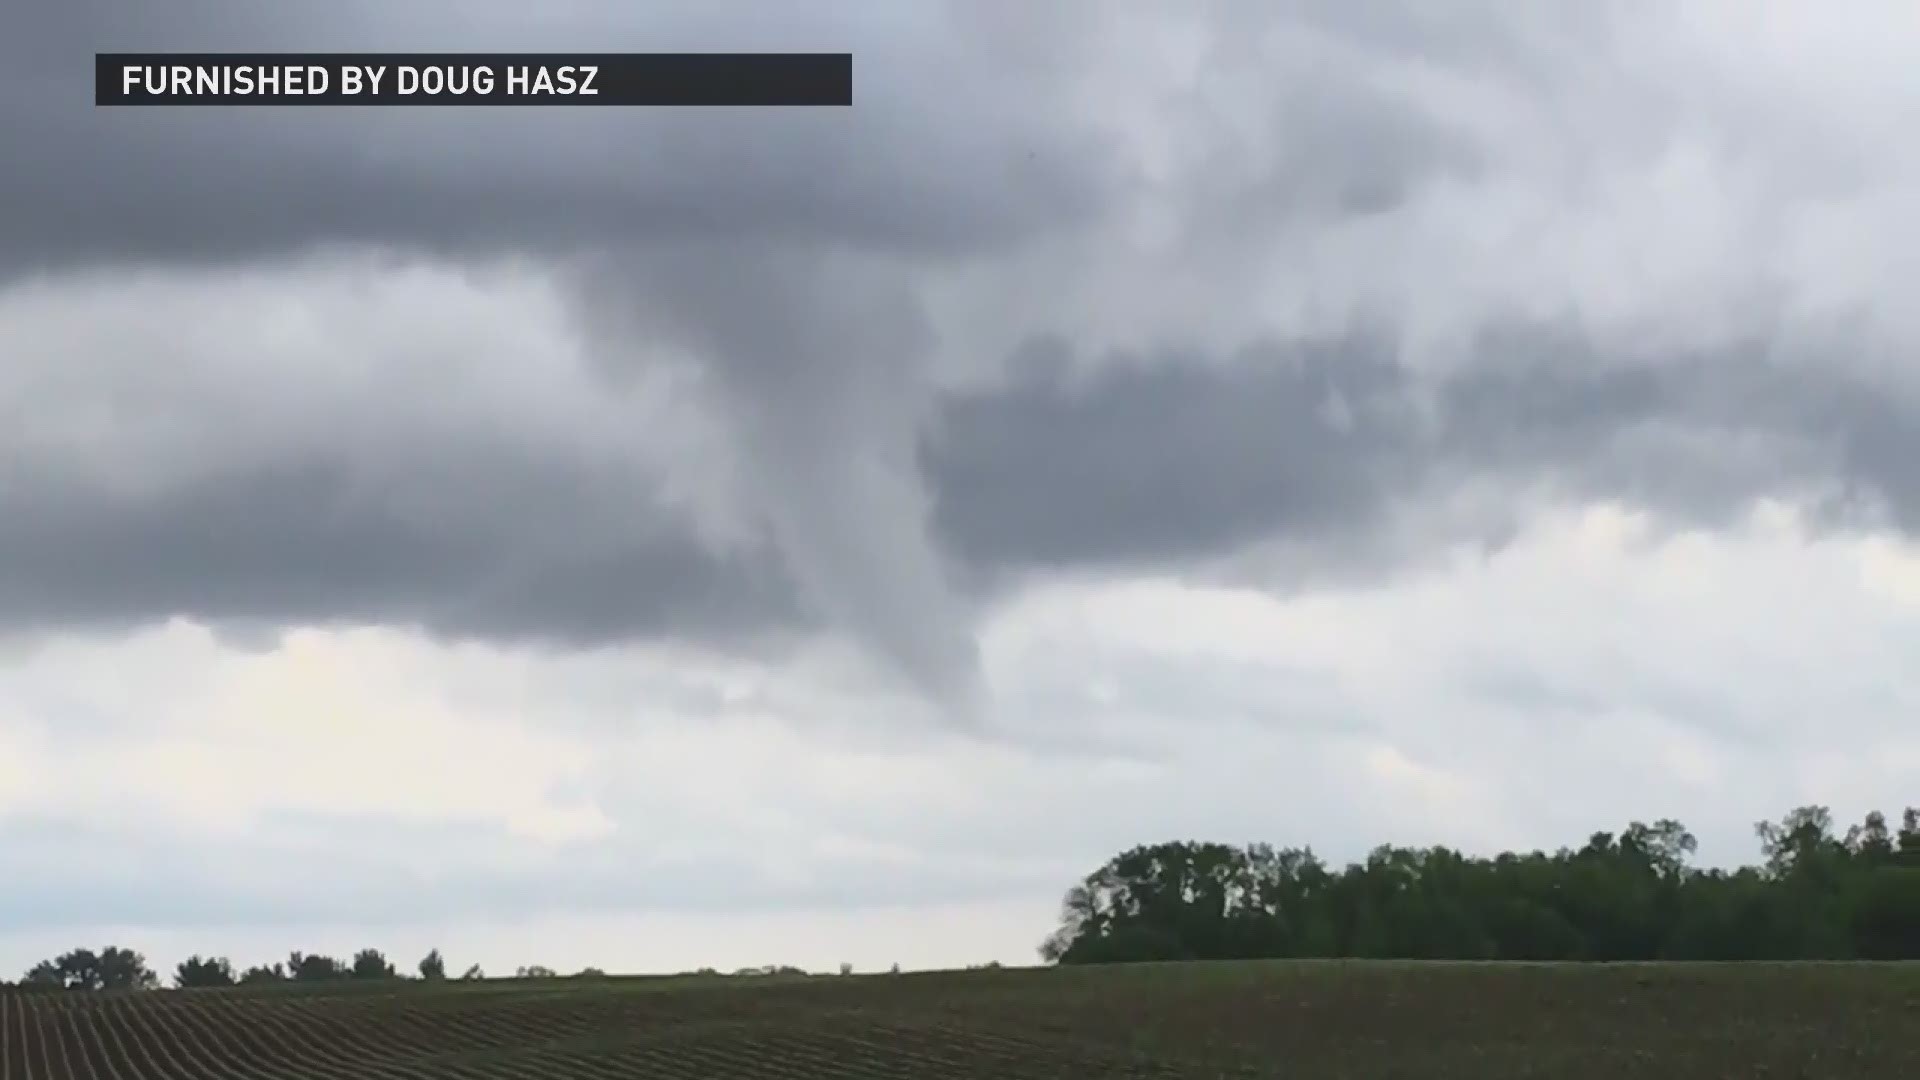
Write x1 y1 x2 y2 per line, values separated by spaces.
0 453 800 649
924 326 1920 581
7 310 1919 655
0 0 1128 275
7 0 1919 701
1433 324 1920 536
924 332 1419 575
0 0 1519 703
0 0 1140 700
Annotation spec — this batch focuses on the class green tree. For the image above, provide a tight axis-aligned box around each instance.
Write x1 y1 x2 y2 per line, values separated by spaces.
287 952 348 982
1041 805 1920 967
173 955 236 989
54 948 103 991
98 947 159 990
20 960 63 990
1850 866 1920 959
1846 810 1895 864
1898 808 1920 862
418 949 447 981
20 947 158 991
350 949 397 980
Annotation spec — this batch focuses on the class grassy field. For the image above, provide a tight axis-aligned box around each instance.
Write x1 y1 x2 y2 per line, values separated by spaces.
4 960 1919 1078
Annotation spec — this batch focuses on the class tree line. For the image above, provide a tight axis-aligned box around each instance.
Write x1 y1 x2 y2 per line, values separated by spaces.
2 947 601 992
2 951 862 993
1041 805 1920 964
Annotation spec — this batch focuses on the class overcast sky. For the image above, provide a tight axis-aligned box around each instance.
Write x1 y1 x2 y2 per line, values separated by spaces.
6 0 1920 978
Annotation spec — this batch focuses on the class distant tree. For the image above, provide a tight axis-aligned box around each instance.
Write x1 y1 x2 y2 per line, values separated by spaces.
98 947 159 990
417 949 447 981
54 948 104 991
459 964 485 981
350 949 397 981
572 967 606 978
1847 811 1896 864
515 965 557 979
1851 867 1920 959
173 955 236 989
238 963 286 985
1041 804 1920 966
21 960 63 990
839 962 854 976
1900 809 1920 860
104 947 159 990
287 952 348 982
1755 806 1855 891
1620 819 1698 880
21 947 158 991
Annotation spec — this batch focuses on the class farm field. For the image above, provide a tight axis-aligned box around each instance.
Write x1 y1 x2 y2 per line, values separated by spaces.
3 960 1919 1078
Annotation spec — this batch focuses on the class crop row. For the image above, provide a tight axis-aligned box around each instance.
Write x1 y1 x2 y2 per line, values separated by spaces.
0 988 1203 1080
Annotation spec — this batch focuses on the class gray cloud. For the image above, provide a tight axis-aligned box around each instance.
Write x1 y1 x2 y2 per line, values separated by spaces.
572 245 984 709
0 0 1563 704
4 0 1136 702
925 332 1417 579
3 1 1126 276
927 324 1920 587
9 0 1920 706
0 401 800 650
9 293 1920 689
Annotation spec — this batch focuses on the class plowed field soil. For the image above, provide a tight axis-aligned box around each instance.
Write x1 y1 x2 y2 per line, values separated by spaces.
3 960 1918 1078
